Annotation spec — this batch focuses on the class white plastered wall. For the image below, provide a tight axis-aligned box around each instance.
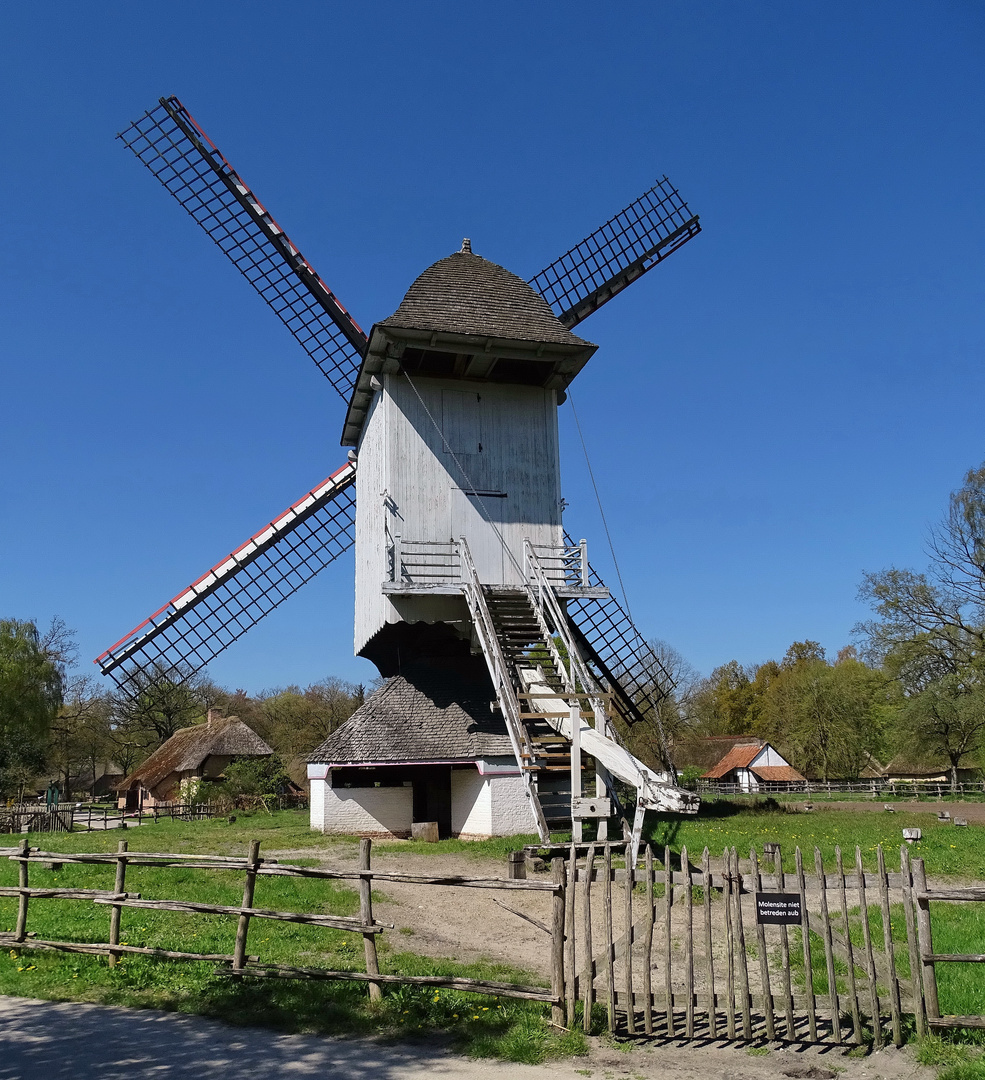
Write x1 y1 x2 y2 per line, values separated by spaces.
309 773 413 838
451 763 535 839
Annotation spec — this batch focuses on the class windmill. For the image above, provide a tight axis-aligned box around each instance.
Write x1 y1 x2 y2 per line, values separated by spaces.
97 97 702 857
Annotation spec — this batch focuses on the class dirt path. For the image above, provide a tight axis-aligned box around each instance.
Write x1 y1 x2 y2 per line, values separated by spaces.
270 844 556 977
0 995 938 1080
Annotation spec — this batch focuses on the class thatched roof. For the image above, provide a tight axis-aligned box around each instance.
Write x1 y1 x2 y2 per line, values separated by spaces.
308 662 513 765
382 249 591 346
119 716 272 792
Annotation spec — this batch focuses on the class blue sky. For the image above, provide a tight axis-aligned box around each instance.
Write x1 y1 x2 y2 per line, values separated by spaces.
2 2 983 692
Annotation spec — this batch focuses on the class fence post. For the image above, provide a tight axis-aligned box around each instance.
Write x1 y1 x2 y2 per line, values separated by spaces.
664 845 675 1037
900 846 926 1035
795 847 817 1041
582 843 597 1033
108 839 128 967
567 844 578 1027
14 837 29 942
359 838 381 1001
551 857 567 1028
913 857 940 1022
876 845 903 1046
814 847 842 1043
233 839 261 972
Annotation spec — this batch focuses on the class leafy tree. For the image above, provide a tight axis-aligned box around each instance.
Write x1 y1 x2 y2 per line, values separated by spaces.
48 676 113 800
689 659 758 735
0 619 64 797
857 463 985 783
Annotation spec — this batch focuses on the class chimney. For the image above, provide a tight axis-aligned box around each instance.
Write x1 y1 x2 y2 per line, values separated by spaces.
207 707 223 727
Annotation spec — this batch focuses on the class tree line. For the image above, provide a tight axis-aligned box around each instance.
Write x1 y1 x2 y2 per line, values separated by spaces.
0 626 366 801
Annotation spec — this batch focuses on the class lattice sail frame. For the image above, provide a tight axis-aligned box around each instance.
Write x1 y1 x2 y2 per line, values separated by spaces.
528 177 700 329
562 531 677 771
117 96 367 400
96 465 356 690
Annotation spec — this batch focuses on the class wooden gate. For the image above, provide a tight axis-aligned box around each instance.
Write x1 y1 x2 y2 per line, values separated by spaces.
550 840 980 1043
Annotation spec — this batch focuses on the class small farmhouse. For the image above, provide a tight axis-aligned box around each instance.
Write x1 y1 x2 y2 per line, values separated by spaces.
117 711 272 810
676 736 805 792
307 660 535 840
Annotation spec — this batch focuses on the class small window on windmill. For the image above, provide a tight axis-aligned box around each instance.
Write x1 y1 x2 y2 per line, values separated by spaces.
441 390 481 454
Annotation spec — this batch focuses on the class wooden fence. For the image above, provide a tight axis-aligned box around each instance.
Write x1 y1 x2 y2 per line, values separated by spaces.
549 841 984 1041
0 802 224 834
698 779 985 798
0 838 561 1008
2 837 982 1042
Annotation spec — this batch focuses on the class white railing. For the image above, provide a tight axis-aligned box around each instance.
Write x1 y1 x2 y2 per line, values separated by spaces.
388 536 460 585
457 537 550 841
525 540 589 589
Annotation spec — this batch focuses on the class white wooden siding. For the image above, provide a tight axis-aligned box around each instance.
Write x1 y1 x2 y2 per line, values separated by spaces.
354 374 563 655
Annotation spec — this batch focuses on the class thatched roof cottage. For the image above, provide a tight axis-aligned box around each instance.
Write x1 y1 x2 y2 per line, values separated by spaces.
117 711 272 810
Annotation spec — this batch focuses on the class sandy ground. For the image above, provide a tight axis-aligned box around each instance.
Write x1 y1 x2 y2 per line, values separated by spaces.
0 995 937 1080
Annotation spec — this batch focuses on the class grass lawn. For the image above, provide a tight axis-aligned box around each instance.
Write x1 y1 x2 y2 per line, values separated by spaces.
0 813 584 1063
1 800 984 1062
644 800 985 880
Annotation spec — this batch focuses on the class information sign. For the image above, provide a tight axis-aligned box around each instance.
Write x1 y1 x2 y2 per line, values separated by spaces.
755 892 802 924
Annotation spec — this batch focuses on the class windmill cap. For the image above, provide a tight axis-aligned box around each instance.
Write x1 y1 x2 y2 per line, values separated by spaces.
380 248 592 347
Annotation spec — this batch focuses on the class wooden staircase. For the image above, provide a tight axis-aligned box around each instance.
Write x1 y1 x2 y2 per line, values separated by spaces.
483 590 588 824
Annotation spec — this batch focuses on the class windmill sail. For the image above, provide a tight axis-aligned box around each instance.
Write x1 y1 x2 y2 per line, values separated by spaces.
528 177 700 329
560 533 677 773
95 464 356 689
118 96 366 399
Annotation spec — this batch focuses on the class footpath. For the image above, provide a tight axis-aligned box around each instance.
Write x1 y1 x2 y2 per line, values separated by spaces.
0 995 933 1080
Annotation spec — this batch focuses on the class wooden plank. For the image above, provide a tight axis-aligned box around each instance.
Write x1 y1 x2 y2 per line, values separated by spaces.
876 845 903 1047
772 844 795 1041
913 857 941 1022
724 848 736 1040
624 843 635 1033
750 850 775 1041
815 847 842 1043
702 846 718 1039
91 896 385 931
682 845 695 1038
0 937 248 962
664 844 675 1038
582 843 596 1034
0 887 134 900
835 846 863 1044
927 1016 985 1030
603 845 615 1032
642 845 654 1035
918 887 985 902
925 954 985 963
225 964 558 1002
108 839 127 970
856 846 883 1048
359 839 381 1002
566 844 577 1026
900 845 926 1037
552 858 567 1028
795 848 817 1042
732 848 753 1040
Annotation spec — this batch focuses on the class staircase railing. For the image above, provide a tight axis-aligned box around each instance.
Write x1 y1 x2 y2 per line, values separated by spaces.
457 537 550 842
523 541 611 736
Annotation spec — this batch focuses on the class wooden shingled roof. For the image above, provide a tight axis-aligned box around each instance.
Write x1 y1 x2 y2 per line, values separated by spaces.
118 716 272 792
381 249 592 347
308 662 513 765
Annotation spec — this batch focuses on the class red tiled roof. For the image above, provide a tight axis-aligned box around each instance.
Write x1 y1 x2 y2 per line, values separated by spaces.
751 765 805 783
701 742 761 778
